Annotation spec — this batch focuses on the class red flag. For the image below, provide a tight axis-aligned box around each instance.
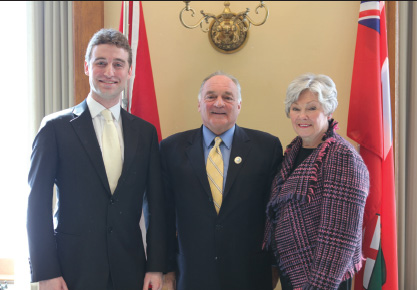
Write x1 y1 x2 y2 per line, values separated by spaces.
347 1 398 289
119 1 162 141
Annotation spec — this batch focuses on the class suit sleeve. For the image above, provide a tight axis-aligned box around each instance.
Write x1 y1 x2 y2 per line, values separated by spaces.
27 120 62 282
305 148 369 289
144 127 167 272
269 137 283 187
266 136 283 266
159 139 177 273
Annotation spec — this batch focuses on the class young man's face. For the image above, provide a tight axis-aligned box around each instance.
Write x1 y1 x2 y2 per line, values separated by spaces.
84 44 132 106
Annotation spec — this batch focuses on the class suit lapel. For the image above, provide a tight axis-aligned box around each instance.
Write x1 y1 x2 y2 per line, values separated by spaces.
223 125 251 199
185 127 212 199
71 100 111 194
119 109 139 186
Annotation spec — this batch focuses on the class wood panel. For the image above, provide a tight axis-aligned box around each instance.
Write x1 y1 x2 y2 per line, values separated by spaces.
386 1 398 150
73 1 104 105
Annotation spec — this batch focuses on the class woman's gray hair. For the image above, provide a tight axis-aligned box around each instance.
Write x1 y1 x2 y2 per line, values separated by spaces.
284 73 338 117
198 71 242 102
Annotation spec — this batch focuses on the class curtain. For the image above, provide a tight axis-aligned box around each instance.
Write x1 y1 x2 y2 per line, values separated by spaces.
28 1 74 140
397 2 417 289
27 2 73 289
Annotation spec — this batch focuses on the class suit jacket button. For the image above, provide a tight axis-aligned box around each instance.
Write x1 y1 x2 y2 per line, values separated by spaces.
215 224 223 231
108 227 113 233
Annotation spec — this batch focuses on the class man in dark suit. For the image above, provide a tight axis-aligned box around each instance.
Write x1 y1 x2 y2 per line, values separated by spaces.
161 71 283 290
27 29 166 290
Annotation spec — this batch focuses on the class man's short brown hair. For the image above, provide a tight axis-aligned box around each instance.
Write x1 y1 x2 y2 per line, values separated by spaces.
85 28 132 67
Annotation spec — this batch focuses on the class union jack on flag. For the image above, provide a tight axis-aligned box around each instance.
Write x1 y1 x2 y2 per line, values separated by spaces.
358 1 380 32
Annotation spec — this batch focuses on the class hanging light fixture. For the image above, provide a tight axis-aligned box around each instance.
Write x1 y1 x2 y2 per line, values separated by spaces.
179 1 269 54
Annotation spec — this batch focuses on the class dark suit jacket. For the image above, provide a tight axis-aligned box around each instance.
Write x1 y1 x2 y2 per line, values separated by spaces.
160 125 283 290
27 100 166 290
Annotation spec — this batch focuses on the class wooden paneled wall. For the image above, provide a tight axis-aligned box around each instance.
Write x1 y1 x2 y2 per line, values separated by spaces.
73 1 104 105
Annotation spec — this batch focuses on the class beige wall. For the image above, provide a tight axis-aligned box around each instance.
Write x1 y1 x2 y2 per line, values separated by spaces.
104 1 359 148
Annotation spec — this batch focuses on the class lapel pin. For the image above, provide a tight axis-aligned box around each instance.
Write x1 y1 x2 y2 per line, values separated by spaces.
234 156 242 164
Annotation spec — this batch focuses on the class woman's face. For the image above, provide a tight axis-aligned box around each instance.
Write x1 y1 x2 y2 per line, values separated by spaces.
289 90 331 148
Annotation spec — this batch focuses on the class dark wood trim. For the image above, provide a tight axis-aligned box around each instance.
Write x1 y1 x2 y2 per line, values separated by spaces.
73 1 104 105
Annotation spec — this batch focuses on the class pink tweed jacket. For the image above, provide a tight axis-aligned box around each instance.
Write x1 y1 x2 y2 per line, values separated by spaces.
264 120 369 289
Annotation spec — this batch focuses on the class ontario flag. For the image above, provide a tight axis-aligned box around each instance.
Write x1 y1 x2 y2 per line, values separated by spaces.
119 1 162 141
347 1 398 290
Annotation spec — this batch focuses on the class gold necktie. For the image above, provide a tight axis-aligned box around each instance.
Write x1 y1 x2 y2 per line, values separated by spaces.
207 137 224 214
101 109 122 194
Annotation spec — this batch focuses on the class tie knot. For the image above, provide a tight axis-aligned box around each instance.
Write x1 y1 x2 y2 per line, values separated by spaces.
214 137 222 148
102 109 113 122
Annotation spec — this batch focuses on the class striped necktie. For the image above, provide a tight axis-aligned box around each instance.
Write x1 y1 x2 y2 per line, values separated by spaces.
101 109 122 194
207 137 224 214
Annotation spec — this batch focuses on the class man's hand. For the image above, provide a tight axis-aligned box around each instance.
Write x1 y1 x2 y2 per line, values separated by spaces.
39 276 68 290
143 272 163 290
162 272 176 290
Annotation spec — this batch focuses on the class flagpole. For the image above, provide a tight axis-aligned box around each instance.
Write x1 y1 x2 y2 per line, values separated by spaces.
121 1 129 111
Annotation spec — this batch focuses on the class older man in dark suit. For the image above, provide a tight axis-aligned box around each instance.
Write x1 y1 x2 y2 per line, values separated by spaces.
27 29 166 290
161 71 283 290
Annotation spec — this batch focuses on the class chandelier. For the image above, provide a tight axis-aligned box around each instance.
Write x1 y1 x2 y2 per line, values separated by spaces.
179 1 269 54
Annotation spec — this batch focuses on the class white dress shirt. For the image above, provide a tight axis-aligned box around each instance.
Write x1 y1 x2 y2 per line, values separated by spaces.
86 95 125 161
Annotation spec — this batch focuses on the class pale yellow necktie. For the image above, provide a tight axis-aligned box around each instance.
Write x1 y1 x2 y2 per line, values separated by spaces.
207 137 224 214
101 109 122 194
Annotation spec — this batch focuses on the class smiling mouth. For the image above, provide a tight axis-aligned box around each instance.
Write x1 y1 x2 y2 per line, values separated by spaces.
298 124 311 128
100 80 118 84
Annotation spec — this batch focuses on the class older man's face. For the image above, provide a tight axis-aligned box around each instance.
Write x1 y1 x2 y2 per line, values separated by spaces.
198 75 241 135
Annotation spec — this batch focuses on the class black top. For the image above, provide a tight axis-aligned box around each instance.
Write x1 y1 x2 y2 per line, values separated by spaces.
291 147 315 174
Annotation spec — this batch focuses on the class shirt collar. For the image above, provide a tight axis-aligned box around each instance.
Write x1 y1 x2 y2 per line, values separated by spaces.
202 125 235 149
86 94 121 121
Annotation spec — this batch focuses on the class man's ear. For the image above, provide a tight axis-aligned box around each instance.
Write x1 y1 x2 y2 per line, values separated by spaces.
84 60 89 76
127 65 133 79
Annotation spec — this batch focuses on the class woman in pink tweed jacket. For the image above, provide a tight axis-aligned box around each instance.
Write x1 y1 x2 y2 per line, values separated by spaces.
264 74 369 290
